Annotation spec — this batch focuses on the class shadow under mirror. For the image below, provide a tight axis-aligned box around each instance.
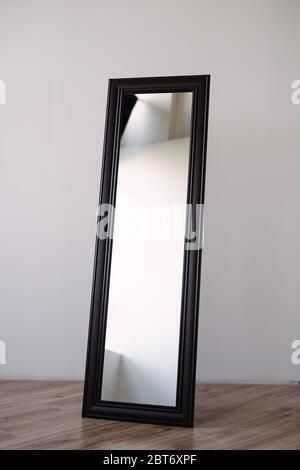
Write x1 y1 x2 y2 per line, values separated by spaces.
101 92 193 406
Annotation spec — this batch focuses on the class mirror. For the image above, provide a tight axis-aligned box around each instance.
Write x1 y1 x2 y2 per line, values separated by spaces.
101 92 192 406
83 76 210 426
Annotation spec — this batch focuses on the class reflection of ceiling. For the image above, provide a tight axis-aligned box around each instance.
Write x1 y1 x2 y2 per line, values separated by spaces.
121 92 192 147
120 95 137 138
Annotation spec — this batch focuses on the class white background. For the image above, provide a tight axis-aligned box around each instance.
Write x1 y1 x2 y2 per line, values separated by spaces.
0 0 299 382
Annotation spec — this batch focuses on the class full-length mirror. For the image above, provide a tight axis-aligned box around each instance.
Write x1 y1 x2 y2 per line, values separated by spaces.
83 76 210 426
101 92 192 406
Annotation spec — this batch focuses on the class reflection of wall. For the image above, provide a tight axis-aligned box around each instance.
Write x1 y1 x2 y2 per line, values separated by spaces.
101 349 121 401
121 93 192 147
102 137 190 406
169 93 192 140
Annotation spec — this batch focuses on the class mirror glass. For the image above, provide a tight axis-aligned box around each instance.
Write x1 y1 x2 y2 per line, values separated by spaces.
101 92 193 406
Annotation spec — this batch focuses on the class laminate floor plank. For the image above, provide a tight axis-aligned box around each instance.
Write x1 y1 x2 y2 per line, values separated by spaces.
0 381 299 450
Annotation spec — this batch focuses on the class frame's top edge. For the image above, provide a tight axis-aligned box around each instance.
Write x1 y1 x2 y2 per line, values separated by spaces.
109 74 210 81
108 75 210 88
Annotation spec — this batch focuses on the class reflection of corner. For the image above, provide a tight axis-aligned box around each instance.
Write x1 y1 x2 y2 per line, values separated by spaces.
101 350 133 402
101 348 176 406
115 355 171 405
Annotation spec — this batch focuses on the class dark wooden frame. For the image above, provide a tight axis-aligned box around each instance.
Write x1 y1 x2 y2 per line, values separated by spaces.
82 75 210 427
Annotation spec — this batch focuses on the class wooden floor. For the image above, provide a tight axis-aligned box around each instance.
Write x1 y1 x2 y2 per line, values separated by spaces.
0 381 299 450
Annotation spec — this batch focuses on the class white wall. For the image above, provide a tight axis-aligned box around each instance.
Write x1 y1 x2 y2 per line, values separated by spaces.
0 0 299 382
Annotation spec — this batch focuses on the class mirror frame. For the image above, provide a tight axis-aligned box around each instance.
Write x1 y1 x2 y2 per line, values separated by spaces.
82 75 210 427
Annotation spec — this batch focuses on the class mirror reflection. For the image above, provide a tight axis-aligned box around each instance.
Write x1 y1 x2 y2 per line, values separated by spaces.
101 92 192 406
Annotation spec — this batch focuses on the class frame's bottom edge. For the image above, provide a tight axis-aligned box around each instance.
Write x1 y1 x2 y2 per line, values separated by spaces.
81 410 193 428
